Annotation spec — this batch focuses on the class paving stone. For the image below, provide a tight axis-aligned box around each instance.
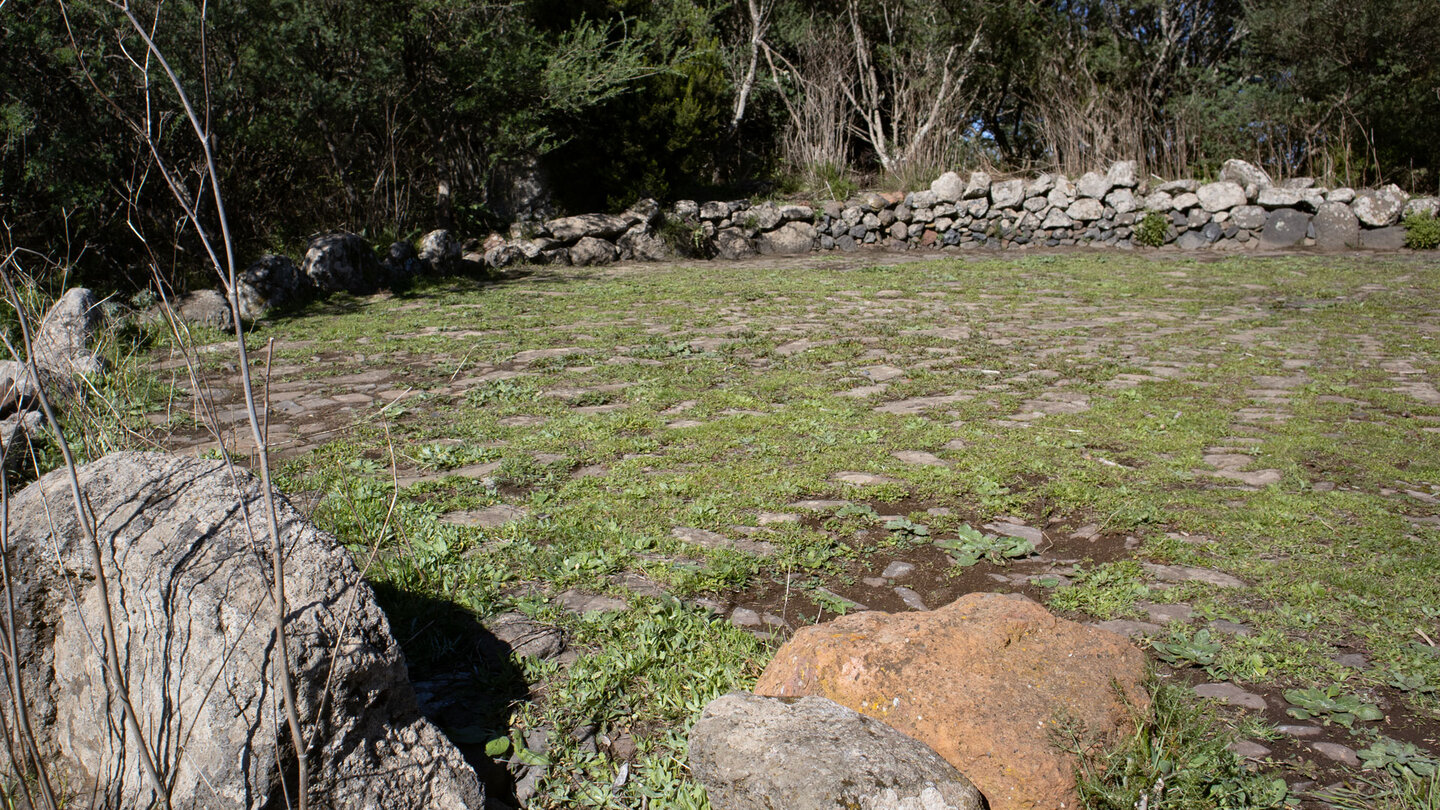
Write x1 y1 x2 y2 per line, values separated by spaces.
1094 619 1162 639
1140 602 1194 624
892 450 947 467
1143 563 1246 588
873 393 973 415
856 365 906 382
1207 620 1253 637
1277 724 1322 738
671 526 777 556
788 499 851 510
1228 740 1272 759
757 512 800 525
862 577 888 588
834 471 901 486
1309 742 1360 767
1069 523 1101 540
556 590 629 616
1193 682 1267 710
666 419 704 428
440 504 527 528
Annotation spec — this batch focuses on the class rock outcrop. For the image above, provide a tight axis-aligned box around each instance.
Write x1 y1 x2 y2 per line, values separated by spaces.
2 452 485 809
755 592 1149 810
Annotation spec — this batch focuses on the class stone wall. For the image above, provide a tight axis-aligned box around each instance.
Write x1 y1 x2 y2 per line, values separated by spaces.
513 159 1430 266
230 159 1437 319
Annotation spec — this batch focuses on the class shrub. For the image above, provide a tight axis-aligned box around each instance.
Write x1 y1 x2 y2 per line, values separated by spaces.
1403 211 1440 249
1135 211 1170 247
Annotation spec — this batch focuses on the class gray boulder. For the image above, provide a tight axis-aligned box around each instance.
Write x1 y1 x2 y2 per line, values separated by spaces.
1105 188 1138 215
756 221 816 255
1143 191 1174 211
0 408 42 463
671 200 700 220
1403 197 1439 219
1259 209 1311 249
625 197 664 228
1359 226 1406 250
545 213 633 241
714 228 757 260
302 233 385 294
32 287 104 377
1196 181 1246 213
1313 202 1361 250
963 171 991 200
1026 174 1056 197
1219 159 1272 189
689 693 984 810
1040 208 1074 229
618 228 670 261
1156 179 1198 194
931 171 965 203
1230 205 1267 230
178 289 234 332
3 452 484 809
699 201 732 221
1171 192 1200 211
1326 187 1356 204
1176 230 1211 250
1066 198 1105 222
417 229 462 274
238 254 310 320
1046 177 1075 209
1076 171 1113 200
1107 160 1139 188
568 236 618 266
484 244 527 269
990 179 1025 209
1351 184 1408 227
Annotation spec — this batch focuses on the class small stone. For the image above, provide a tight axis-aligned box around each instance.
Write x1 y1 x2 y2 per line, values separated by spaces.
1142 563 1246 589
730 607 762 627
983 521 1043 546
1333 653 1368 668
863 577 888 588
1309 742 1360 767
1193 682 1267 711
882 561 916 580
894 587 929 611
834 471 900 486
1141 602 1193 624
1069 523 1100 540
1277 724 1322 739
758 512 800 526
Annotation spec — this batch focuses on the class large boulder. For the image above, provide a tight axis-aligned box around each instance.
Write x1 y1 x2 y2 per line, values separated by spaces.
714 229 757 260
1075 171 1113 200
178 289 234 332
1066 198 1105 222
1351 184 1408 227
238 254 310 320
963 171 991 200
1107 160 1139 188
1230 205 1267 230
568 236 618 266
1218 158 1272 189
690 693 984 810
931 171 965 203
2 452 484 809
1404 197 1440 219
755 592 1149 810
1312 202 1361 250
302 232 385 294
417 229 462 274
1196 181 1246 212
32 287 104 378
618 227 670 262
756 221 816 255
990 178 1025 210
545 213 634 242
1258 208 1311 249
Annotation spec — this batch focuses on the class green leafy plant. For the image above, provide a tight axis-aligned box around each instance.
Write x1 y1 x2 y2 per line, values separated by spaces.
935 524 1035 567
1359 736 1439 780
1284 685 1385 728
884 516 930 537
1403 211 1440 250
1135 210 1170 247
1151 628 1223 669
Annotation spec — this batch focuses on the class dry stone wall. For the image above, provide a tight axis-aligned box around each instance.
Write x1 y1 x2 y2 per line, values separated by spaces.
227 159 1436 320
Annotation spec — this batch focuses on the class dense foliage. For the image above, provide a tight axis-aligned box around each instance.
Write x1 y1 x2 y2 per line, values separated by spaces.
1 0 1437 287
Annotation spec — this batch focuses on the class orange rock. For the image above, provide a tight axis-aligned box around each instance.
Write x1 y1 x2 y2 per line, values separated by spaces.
755 592 1150 810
